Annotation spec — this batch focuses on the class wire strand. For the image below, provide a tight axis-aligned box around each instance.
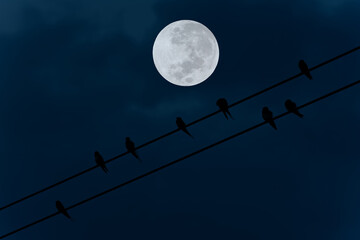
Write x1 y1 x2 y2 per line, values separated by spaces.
1 79 359 239
1 46 359 212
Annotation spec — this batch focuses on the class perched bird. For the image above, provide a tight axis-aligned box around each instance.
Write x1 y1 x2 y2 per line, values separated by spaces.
262 107 277 130
298 60 312 80
94 151 109 174
126 137 141 162
284 99 303 118
216 98 233 120
56 200 71 220
176 117 194 139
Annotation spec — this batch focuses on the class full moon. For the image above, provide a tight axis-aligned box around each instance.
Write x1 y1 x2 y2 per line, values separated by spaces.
152 20 220 86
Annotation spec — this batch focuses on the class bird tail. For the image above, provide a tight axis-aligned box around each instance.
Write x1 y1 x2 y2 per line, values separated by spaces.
184 129 194 139
227 110 234 120
223 111 229 120
67 215 75 222
270 121 278 130
306 72 313 80
61 211 73 221
133 152 142 163
295 111 304 118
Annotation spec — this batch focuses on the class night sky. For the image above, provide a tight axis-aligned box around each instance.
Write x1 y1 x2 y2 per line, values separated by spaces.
1 0 360 239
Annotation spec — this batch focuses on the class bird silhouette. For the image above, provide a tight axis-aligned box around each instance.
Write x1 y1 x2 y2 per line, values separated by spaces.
94 151 109 174
285 99 303 118
216 98 233 120
262 107 277 130
298 60 312 80
126 137 141 162
176 117 194 139
56 200 72 220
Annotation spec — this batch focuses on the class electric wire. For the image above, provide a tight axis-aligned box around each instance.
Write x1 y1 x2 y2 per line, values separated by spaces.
1 78 359 239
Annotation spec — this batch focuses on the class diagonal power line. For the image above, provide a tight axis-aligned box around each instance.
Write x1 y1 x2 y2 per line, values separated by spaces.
1 78 360 239
1 46 359 212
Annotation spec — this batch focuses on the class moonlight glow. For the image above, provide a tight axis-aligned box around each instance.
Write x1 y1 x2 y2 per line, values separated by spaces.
152 20 220 86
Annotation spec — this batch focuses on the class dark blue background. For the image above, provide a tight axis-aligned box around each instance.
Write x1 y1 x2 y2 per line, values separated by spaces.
0 0 360 239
